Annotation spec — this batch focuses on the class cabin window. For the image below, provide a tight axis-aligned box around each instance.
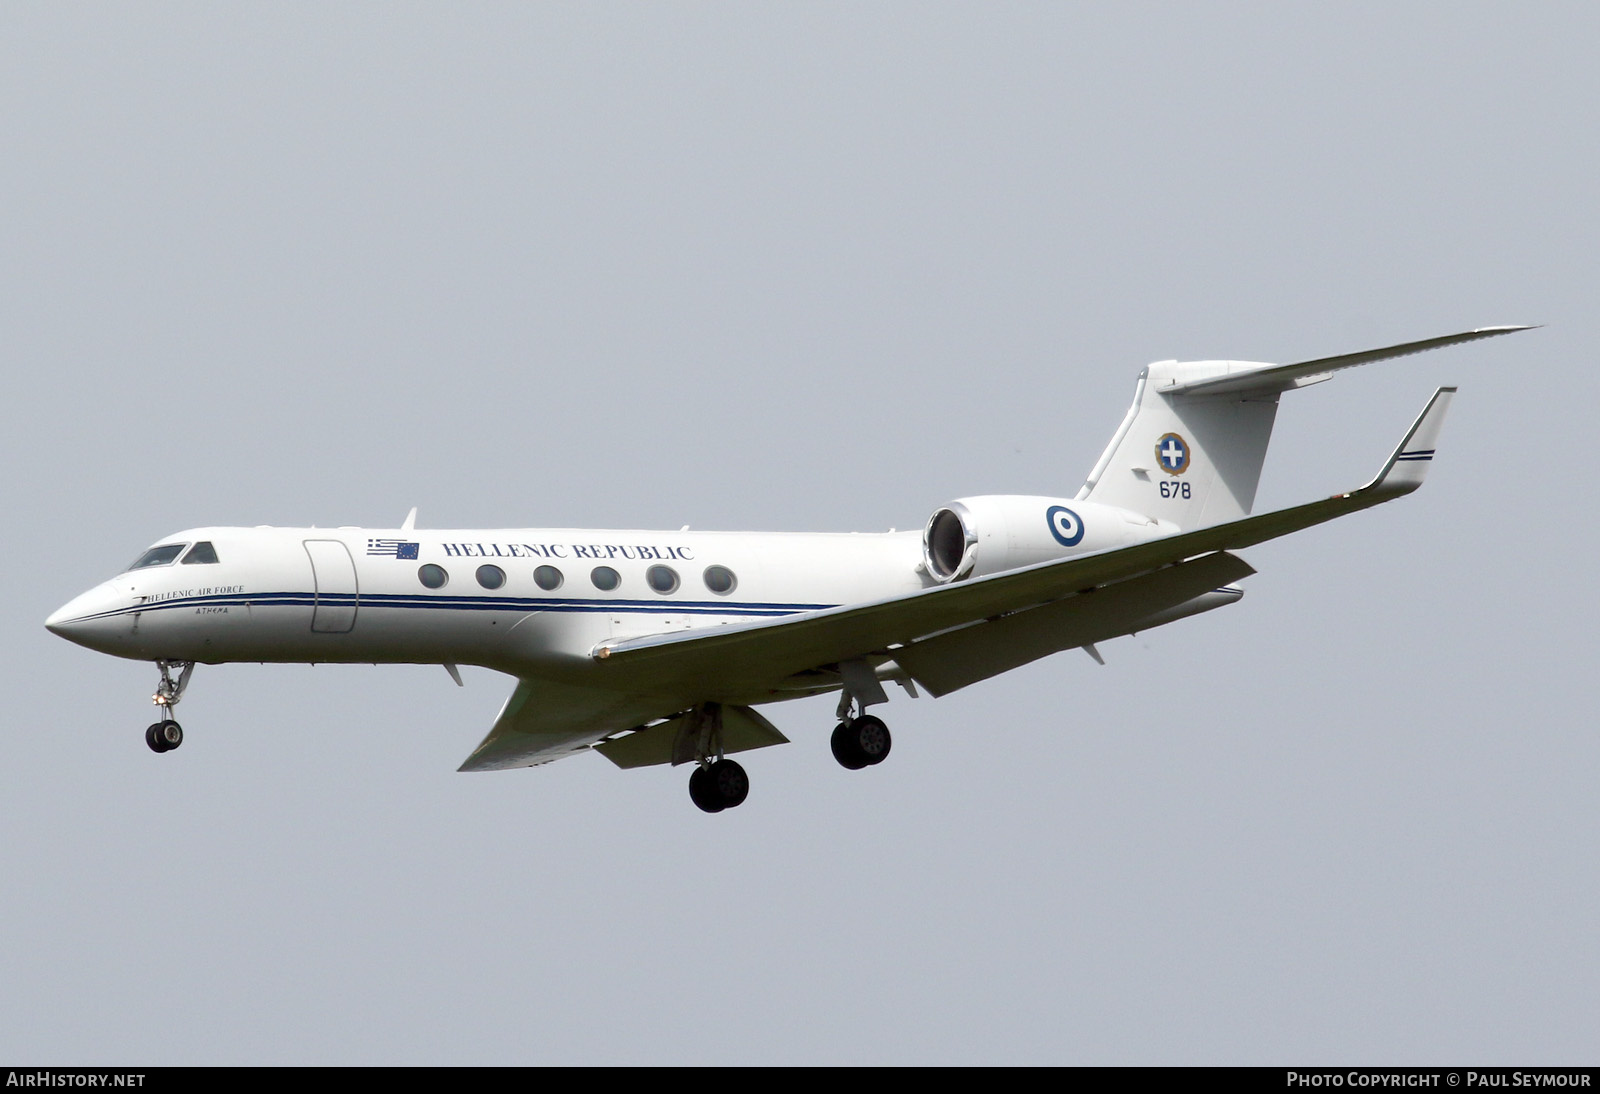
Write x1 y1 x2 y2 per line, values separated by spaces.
590 566 620 591
646 565 680 594
476 564 506 590
418 564 449 589
534 565 564 591
181 541 219 565
703 565 737 595
128 544 186 571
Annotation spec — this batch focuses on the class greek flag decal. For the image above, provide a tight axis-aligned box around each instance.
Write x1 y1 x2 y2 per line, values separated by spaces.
368 539 420 559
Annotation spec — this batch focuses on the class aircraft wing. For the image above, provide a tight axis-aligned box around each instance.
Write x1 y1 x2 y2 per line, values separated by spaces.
593 387 1457 699
890 548 1255 696
457 676 672 772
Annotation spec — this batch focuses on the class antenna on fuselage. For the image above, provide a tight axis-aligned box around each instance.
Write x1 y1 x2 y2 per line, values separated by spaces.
401 507 417 532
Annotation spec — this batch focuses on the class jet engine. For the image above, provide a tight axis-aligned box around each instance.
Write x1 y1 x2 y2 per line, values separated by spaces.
921 495 1172 583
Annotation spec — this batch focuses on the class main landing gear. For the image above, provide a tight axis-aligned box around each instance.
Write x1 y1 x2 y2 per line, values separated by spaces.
688 759 749 813
831 714 892 770
830 671 892 770
679 681 896 811
144 660 193 754
681 702 752 814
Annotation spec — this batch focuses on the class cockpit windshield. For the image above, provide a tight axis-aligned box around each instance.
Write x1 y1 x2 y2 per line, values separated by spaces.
127 544 187 571
181 541 219 565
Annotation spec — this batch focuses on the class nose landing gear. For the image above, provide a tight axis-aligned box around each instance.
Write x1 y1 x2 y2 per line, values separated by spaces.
145 660 193 754
146 720 183 753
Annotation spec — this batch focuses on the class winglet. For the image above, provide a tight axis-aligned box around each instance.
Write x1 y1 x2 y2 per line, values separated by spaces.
1357 386 1457 499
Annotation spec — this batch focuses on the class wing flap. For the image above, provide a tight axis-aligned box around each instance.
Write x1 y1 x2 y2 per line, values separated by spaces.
594 704 790 769
894 550 1255 696
458 676 672 772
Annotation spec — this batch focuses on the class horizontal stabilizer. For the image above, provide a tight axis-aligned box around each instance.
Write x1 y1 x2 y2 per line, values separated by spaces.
1158 326 1531 397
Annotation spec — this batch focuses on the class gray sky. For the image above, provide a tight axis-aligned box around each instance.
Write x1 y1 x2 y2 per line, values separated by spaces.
4 3 1595 1064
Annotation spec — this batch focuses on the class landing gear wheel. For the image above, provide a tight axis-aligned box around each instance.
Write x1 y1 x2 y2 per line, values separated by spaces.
831 715 891 769
688 765 725 813
146 720 182 753
688 759 749 812
831 722 869 769
709 759 749 809
854 715 890 765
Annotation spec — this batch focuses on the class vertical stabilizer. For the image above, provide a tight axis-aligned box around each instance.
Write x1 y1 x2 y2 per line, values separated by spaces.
1076 360 1281 529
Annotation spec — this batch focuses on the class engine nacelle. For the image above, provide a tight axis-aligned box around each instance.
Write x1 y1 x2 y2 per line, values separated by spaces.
922 495 1175 583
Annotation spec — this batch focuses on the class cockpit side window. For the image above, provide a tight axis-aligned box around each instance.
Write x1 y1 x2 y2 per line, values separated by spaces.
181 541 220 565
128 544 187 571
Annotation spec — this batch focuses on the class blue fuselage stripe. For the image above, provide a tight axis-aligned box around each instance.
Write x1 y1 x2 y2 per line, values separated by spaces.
67 590 833 625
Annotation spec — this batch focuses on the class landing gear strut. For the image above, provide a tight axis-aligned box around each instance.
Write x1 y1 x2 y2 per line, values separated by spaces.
830 671 892 770
145 660 193 754
681 702 751 813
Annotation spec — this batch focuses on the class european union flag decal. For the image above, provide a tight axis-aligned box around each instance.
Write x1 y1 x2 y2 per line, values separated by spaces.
368 539 420 559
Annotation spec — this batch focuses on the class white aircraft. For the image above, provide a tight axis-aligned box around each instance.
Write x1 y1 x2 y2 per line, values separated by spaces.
46 327 1528 811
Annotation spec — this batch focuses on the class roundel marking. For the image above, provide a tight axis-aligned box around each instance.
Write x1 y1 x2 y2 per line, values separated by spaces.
1046 505 1085 547
1156 432 1190 475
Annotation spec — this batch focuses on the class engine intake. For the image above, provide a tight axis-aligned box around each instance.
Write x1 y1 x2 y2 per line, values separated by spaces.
923 504 977 582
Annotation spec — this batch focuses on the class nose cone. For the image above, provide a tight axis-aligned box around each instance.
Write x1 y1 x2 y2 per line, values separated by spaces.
46 590 96 635
44 604 71 636
45 584 135 655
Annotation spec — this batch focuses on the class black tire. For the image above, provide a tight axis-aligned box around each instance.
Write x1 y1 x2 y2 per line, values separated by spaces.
145 722 168 753
157 720 183 751
831 722 870 770
710 759 749 809
853 715 891 765
688 765 725 813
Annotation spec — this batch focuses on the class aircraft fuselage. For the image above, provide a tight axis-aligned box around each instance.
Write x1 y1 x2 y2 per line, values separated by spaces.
46 511 1149 681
